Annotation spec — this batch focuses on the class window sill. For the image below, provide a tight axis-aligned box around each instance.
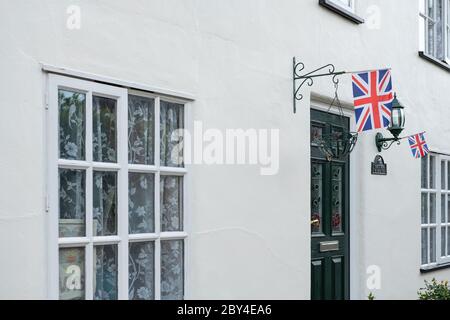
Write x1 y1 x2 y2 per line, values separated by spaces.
319 0 365 24
421 263 450 274
418 51 450 72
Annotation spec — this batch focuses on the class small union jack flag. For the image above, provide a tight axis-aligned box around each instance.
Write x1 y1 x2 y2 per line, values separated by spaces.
352 69 394 132
408 132 429 159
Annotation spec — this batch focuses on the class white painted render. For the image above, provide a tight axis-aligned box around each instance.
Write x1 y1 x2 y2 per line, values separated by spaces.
0 0 449 299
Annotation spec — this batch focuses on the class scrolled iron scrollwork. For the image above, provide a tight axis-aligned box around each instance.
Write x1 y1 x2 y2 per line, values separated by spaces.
293 58 345 113
378 139 401 151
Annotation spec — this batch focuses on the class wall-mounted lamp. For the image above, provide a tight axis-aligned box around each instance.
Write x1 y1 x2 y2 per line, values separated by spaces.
375 94 406 152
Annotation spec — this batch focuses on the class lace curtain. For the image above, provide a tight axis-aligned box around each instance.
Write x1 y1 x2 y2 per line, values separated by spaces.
58 91 184 300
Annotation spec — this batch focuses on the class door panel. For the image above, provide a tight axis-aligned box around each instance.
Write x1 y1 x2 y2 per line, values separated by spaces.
310 109 350 300
311 259 324 300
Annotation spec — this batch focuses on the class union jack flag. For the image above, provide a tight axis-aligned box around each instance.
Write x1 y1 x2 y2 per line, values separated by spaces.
352 69 394 132
408 132 429 159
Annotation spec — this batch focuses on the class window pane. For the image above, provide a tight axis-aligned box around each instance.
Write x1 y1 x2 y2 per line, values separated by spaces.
442 227 447 257
332 0 353 10
129 173 155 234
428 0 434 18
59 90 86 160
331 166 343 233
93 171 117 236
442 161 446 190
428 19 435 56
442 194 446 223
430 227 437 263
161 240 184 300
93 96 117 163
128 95 155 165
430 156 436 189
421 193 428 224
436 0 445 60
448 195 450 222
161 176 183 232
422 228 428 265
59 247 85 300
448 26 450 60
160 101 184 167
59 169 85 237
448 227 450 256
94 244 118 300
129 242 155 300
448 162 450 190
421 157 428 189
311 163 323 234
430 193 436 223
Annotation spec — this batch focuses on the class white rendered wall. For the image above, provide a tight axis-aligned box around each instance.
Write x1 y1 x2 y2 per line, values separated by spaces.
0 0 449 299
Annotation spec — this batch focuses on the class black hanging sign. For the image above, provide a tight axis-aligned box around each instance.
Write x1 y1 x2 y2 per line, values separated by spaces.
371 155 387 176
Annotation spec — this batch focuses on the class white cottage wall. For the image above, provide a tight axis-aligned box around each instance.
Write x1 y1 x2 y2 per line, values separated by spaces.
0 0 448 299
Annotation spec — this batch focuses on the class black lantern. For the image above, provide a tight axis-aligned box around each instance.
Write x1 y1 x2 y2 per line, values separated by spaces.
375 93 406 152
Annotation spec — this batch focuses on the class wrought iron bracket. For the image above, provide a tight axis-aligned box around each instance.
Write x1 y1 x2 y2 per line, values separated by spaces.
375 133 404 152
293 57 346 113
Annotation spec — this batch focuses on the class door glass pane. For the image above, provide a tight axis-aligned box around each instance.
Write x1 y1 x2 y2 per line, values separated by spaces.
430 156 436 189
421 193 428 224
59 169 85 237
93 171 117 236
430 227 437 263
161 176 183 232
160 101 184 168
310 125 323 146
442 227 447 257
129 242 155 300
93 96 117 163
422 228 428 265
331 166 343 233
311 163 323 234
128 95 155 165
59 90 86 160
161 240 184 300
94 244 118 300
59 247 85 300
331 127 345 157
129 172 155 234
421 157 428 189
430 193 436 223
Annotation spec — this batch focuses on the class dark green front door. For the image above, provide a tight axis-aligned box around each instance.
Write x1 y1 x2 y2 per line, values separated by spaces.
310 109 350 300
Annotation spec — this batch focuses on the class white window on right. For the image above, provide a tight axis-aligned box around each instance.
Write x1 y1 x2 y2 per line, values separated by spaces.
421 154 450 269
330 0 355 12
419 0 450 63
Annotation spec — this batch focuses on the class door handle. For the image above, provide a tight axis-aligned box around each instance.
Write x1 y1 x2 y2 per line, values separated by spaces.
311 219 320 225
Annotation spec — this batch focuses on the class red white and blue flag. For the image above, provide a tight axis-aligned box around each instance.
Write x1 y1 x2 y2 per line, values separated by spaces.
352 69 394 133
408 132 429 159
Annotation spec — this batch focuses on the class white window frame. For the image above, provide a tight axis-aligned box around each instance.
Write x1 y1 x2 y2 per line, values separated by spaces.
419 0 450 63
46 74 189 300
329 0 355 13
421 153 450 269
